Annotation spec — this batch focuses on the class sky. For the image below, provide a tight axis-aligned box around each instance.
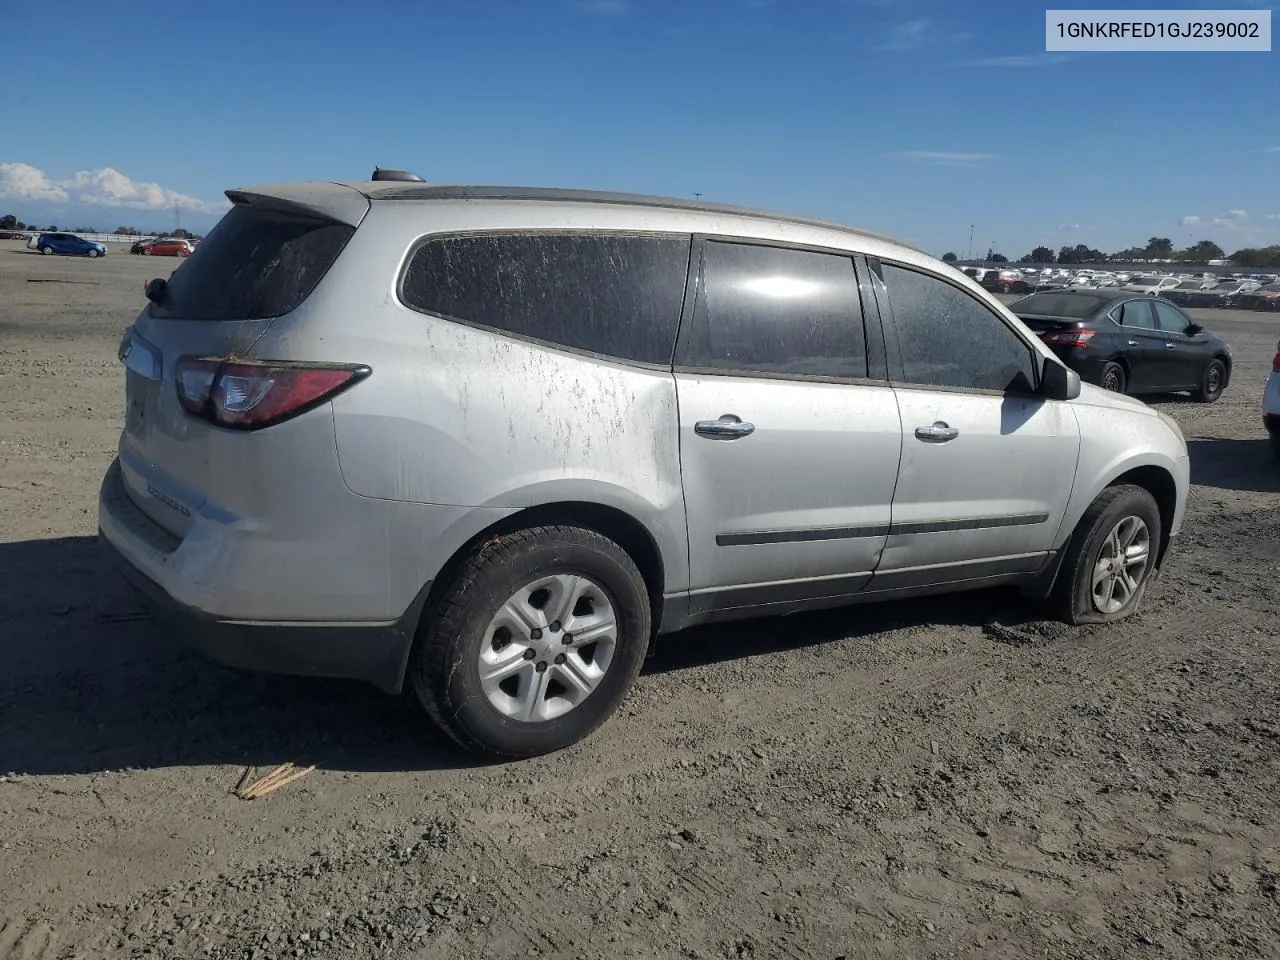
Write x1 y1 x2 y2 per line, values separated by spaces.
1 0 1277 257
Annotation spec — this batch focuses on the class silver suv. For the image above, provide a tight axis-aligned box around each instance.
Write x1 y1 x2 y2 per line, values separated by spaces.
99 174 1190 759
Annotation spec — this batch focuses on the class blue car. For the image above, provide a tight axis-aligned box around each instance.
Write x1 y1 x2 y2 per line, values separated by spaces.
36 232 108 258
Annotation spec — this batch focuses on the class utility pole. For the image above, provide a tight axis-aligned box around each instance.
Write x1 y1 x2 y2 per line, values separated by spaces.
693 192 702 201
968 224 974 261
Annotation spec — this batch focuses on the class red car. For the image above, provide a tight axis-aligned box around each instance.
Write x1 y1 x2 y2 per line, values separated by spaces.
136 237 193 257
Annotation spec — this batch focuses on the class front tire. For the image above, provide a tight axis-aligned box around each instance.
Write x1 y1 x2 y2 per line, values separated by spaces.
1191 359 1226 403
40 246 53 255
86 248 99 258
1100 361 1126 394
1048 485 1162 625
409 525 651 760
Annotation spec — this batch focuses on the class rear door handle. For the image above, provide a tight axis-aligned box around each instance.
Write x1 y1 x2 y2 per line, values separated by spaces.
915 421 959 443
694 415 755 439
1164 342 1176 349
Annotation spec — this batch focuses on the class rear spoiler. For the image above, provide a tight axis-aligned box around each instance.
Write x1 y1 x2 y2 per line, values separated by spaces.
223 182 371 228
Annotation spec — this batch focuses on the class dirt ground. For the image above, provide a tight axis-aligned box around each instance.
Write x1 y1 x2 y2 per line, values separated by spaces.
1 239 1277 960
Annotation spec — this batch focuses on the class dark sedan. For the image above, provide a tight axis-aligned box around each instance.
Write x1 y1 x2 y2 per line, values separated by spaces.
1010 290 1232 402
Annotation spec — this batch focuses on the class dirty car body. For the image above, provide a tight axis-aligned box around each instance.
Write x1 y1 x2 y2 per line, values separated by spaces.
99 179 1191 758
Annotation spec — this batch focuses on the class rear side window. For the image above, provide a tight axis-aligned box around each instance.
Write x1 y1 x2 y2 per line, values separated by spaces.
676 241 868 379
1117 299 1156 328
401 233 691 365
151 205 354 320
881 263 1036 393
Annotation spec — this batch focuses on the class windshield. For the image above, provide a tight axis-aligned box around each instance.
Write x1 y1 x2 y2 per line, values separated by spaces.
1012 293 1108 318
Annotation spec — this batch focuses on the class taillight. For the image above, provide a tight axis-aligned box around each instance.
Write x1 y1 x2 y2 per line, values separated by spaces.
1041 329 1097 348
174 358 370 430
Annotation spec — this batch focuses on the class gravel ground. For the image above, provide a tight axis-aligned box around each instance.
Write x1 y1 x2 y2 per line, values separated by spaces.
1 240 1278 959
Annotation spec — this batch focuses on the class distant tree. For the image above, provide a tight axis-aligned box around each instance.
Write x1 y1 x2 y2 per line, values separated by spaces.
172 228 196 239
1058 243 1104 264
15 221 26 230
0 214 16 230
113 226 141 235
1029 245 1055 263
1178 239 1225 263
44 224 58 232
941 251 958 262
71 225 97 233
1144 237 1174 259
1229 245 1280 269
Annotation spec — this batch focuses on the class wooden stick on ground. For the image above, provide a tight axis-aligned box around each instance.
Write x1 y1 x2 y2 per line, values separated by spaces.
245 765 316 799
233 765 256 795
237 763 294 799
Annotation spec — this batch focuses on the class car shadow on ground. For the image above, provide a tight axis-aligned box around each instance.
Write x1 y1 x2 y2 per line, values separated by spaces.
0 536 1043 777
1187 437 1279 494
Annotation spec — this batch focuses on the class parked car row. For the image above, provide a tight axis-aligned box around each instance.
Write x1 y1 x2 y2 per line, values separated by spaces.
958 264 1280 311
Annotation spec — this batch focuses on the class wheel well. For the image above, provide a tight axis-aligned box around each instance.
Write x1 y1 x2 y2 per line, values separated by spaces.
421 502 666 634
1108 466 1177 567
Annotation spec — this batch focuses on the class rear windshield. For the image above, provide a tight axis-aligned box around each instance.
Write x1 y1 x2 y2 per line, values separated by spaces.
1012 293 1108 318
151 204 354 320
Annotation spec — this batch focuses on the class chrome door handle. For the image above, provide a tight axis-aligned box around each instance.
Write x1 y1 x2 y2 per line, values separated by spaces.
915 421 959 443
694 415 755 439
1127 339 1140 346
1164 342 1176 349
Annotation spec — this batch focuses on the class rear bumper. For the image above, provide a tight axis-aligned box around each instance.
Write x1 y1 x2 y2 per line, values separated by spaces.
99 530 428 693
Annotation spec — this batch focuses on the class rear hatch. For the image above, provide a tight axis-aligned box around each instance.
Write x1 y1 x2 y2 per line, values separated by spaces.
119 187 367 536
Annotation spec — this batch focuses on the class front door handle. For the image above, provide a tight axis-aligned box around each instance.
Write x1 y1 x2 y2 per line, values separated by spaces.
695 415 755 439
1127 339 1140 346
1164 342 1176 349
915 421 959 443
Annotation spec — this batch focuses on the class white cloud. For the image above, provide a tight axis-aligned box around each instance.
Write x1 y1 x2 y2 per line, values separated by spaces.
891 150 996 167
1264 146 1280 154
877 18 972 52
1221 209 1248 220
1267 214 1280 220
0 161 227 214
0 162 70 202
962 53 1074 67
1181 215 1202 226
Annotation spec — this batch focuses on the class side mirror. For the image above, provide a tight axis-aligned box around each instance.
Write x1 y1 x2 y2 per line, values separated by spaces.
1185 323 1203 336
1039 356 1080 401
144 277 168 303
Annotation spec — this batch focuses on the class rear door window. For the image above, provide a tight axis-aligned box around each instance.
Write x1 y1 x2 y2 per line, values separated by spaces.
1117 299 1156 329
880 263 1037 393
151 205 355 320
402 232 691 366
675 241 868 379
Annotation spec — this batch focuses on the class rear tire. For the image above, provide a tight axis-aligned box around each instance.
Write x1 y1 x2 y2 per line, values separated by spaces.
1047 485 1162 625
1191 359 1226 403
1100 362 1126 394
409 525 651 760
40 246 52 255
